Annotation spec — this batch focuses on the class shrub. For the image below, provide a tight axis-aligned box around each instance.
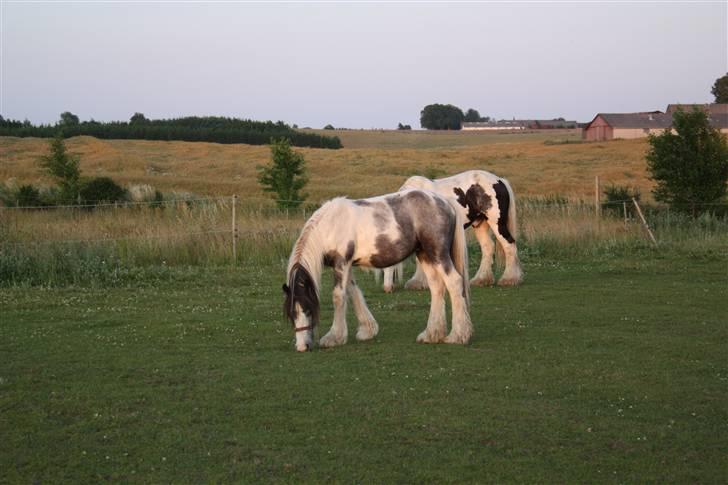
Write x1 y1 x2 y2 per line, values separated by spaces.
602 184 641 217
80 177 127 205
16 185 43 207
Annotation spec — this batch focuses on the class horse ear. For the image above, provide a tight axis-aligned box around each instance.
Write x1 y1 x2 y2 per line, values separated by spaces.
453 187 467 207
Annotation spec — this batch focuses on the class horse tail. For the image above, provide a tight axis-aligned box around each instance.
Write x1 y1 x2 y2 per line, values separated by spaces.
495 179 518 265
448 198 470 307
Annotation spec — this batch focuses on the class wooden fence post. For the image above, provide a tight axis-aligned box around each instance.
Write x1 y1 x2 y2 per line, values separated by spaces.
595 175 600 218
623 201 628 228
231 195 238 265
632 198 657 246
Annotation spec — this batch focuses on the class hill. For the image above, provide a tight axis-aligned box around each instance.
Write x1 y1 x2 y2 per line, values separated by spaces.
0 130 652 202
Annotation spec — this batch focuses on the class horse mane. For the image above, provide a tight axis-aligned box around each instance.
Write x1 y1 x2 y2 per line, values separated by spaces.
287 197 347 295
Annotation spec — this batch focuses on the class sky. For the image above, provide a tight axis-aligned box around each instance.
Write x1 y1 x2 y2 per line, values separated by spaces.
1 1 726 129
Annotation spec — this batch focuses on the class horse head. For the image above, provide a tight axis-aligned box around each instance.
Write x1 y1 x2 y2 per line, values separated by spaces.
454 184 491 229
282 264 319 352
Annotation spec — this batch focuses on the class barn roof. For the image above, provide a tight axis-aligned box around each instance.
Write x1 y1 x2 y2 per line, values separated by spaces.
592 112 673 129
666 104 728 115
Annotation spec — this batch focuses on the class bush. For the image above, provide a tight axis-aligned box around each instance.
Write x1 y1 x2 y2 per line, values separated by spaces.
16 185 43 207
80 177 127 205
602 185 640 217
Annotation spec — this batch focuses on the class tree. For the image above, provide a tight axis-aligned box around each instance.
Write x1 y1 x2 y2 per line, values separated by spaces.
130 112 149 125
464 109 482 122
712 73 728 103
257 138 308 209
420 104 465 130
58 111 80 127
38 134 81 203
397 123 412 130
646 108 728 215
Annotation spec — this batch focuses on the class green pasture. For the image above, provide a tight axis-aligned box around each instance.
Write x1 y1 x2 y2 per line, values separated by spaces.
1 248 726 482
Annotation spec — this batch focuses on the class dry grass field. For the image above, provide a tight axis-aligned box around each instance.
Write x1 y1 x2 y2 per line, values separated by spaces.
0 130 653 202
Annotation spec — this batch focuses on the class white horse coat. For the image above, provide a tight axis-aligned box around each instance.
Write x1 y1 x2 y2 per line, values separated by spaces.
382 170 523 291
283 189 471 352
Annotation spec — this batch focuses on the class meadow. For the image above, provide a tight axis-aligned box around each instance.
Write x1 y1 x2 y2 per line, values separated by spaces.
1 130 727 482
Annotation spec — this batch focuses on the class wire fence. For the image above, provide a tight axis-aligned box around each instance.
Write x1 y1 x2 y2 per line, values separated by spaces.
1 194 727 249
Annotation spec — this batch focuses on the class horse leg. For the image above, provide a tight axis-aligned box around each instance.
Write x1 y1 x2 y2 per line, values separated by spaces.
470 223 495 287
404 257 429 291
487 218 523 286
438 264 473 344
382 266 395 293
348 276 379 341
415 261 447 343
319 264 351 348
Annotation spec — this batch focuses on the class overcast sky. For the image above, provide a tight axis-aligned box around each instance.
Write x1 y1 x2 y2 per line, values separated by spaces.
1 1 726 129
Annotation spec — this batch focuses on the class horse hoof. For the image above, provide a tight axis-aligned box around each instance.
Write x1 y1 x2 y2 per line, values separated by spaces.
416 331 445 343
470 276 495 287
444 333 470 345
497 276 523 287
319 333 346 348
383 285 394 293
404 280 428 291
356 322 379 341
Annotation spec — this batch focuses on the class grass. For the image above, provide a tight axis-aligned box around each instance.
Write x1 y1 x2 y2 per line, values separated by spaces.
1 249 726 482
1 130 727 481
1 131 652 201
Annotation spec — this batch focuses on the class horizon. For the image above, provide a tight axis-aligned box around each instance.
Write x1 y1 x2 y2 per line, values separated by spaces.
1 2 726 130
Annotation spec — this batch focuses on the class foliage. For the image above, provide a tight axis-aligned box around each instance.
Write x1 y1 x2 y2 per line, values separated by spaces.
323 124 335 130
79 177 127 205
257 138 308 209
602 184 640 217
397 123 412 130
646 108 728 215
58 111 80 127
16 184 43 207
463 108 489 123
0 115 342 149
130 112 149 125
711 73 728 103
420 104 465 130
38 134 81 203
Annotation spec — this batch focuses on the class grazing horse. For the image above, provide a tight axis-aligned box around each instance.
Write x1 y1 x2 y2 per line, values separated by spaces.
282 189 472 352
381 170 523 291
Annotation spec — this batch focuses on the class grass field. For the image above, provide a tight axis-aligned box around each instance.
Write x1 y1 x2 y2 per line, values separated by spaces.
1 131 727 482
2 250 726 482
1 130 651 201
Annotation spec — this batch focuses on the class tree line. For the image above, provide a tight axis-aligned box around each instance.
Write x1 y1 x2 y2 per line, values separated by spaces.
0 112 343 149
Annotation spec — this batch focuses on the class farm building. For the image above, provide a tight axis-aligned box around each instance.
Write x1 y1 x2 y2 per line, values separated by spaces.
583 104 728 141
461 121 525 130
462 119 578 130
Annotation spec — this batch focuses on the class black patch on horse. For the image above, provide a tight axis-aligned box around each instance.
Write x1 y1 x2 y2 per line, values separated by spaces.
454 184 491 229
282 264 320 328
492 180 515 243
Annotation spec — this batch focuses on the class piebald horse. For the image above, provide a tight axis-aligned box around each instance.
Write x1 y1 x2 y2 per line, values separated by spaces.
283 189 471 352
381 170 523 292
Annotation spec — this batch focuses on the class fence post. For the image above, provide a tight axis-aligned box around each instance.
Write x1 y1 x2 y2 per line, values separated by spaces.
595 175 600 218
231 195 238 265
623 201 628 228
632 198 658 246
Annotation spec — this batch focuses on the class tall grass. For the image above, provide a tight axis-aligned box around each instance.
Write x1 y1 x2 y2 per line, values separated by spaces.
2 197 726 286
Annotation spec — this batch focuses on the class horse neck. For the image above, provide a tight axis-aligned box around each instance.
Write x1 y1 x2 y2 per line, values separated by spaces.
287 206 331 291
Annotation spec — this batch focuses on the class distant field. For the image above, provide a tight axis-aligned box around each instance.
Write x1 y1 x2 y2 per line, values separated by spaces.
0 130 651 202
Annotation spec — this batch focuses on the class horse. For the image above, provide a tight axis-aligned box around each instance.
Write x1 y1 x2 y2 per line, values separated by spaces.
282 189 472 352
381 170 523 292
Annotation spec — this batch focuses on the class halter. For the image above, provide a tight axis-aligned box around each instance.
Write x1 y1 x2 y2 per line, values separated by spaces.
294 324 314 333
463 213 486 229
